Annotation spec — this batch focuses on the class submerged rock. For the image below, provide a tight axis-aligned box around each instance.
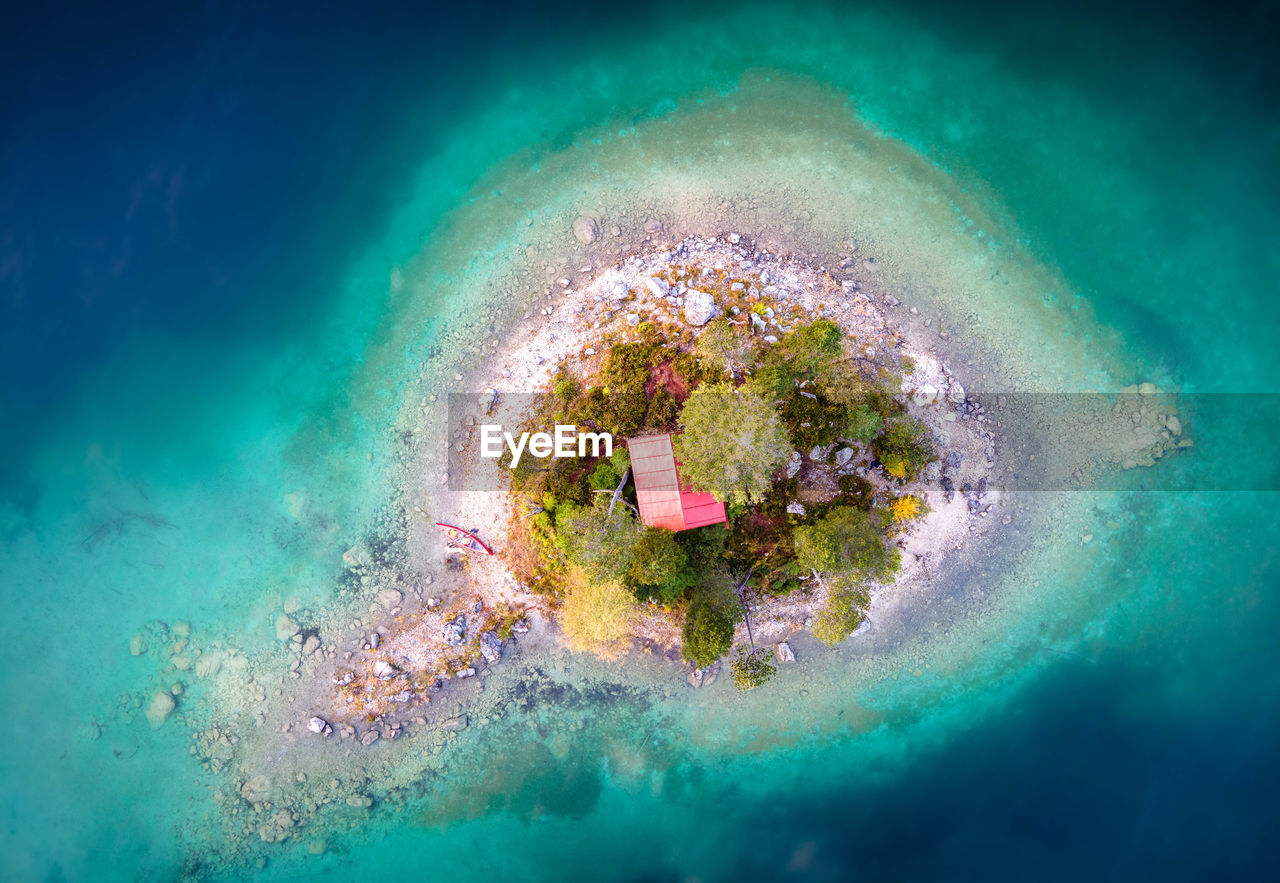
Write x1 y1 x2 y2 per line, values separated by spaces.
275 615 299 642
441 715 469 731
146 691 175 728
129 632 148 656
776 641 796 663
572 215 598 244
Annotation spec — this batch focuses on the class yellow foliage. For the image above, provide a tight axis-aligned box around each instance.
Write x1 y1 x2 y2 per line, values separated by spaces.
558 567 636 660
883 454 908 479
889 495 924 523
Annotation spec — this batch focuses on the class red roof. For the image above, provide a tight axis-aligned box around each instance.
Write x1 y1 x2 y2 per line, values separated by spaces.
627 433 727 532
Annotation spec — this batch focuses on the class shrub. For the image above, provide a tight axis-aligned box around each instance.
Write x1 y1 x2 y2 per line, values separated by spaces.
695 318 752 376
845 405 882 443
794 506 897 579
553 372 581 403
560 571 636 659
671 351 705 386
873 417 936 482
602 390 650 437
646 386 681 428
838 474 875 510
682 601 735 667
675 384 792 507
744 359 794 402
781 389 846 449
601 341 656 393
779 319 842 374
811 582 871 646
889 494 926 523
587 459 620 492
676 523 728 573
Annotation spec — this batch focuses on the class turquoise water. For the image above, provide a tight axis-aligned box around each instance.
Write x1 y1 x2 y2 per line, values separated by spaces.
2 1 1278 879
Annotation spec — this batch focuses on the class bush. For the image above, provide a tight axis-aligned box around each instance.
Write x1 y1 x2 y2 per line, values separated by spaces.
602 390 650 437
838 474 875 510
676 523 728 573
675 384 792 507
794 506 897 579
781 388 846 449
695 318 752 376
627 528 693 603
646 386 681 428
587 459 620 492
560 572 636 659
811 582 871 646
779 319 842 374
845 405 882 443
553 372 581 403
873 417 936 481
888 494 926 523
682 601 735 667
744 358 794 402
602 341 656 393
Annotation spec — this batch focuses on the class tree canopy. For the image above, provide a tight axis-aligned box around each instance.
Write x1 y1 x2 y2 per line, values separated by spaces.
793 506 898 579
674 384 791 507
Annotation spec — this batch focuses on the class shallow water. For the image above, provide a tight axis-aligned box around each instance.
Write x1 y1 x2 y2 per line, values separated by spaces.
2 1 1277 880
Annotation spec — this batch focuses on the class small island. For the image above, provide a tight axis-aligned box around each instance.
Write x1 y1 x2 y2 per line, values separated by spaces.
320 235 1000 726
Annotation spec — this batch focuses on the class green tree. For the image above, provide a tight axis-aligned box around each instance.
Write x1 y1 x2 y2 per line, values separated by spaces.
674 384 791 507
682 600 735 667
627 527 692 603
779 319 842 375
811 580 871 646
729 647 777 691
845 405 883 443
695 317 753 377
556 496 644 582
873 416 936 481
794 506 897 579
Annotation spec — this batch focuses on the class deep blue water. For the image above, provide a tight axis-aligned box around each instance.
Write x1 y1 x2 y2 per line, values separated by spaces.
2 1 1278 879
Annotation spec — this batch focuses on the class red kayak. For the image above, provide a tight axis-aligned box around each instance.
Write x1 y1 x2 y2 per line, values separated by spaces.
434 522 494 555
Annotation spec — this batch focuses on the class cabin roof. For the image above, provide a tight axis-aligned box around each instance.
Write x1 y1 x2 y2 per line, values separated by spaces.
627 433 727 532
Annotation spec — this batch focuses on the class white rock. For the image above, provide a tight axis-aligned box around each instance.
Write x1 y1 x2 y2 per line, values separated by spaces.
372 660 399 680
912 384 940 407
683 289 716 325
643 276 670 298
307 717 331 735
776 642 796 663
947 381 965 405
786 501 805 516
835 447 854 466
785 451 803 479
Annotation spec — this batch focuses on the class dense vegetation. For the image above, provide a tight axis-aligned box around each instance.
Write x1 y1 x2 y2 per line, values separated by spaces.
508 303 936 668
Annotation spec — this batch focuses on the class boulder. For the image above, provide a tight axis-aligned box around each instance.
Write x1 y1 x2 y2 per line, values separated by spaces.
912 384 940 407
441 615 467 646
511 618 530 634
776 642 796 663
346 794 373 808
377 588 403 608
441 715 469 731
479 630 502 663
372 660 399 680
307 717 332 736
643 276 670 298
302 635 320 655
947 381 966 405
572 215 598 244
785 451 803 479
683 289 716 325
786 501 805 516
275 615 299 642
146 691 175 729
129 632 148 656
240 775 269 802
835 447 854 466
359 729 380 747
455 667 476 679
